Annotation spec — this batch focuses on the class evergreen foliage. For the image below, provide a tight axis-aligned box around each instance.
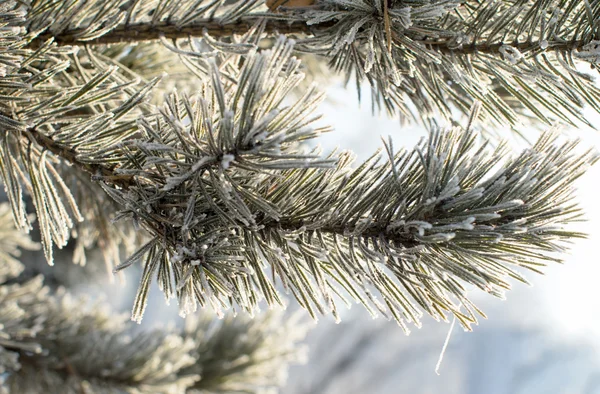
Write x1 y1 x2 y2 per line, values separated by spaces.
0 203 308 393
21 0 600 127
0 0 599 391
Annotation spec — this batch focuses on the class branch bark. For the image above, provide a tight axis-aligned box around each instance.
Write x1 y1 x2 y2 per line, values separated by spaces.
25 126 133 189
30 18 328 47
28 17 587 57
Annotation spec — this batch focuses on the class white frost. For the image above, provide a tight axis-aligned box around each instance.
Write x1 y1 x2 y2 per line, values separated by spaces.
499 45 523 65
221 154 235 169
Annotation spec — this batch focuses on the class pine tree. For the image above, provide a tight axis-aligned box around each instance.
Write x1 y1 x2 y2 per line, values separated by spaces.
1 1 600 391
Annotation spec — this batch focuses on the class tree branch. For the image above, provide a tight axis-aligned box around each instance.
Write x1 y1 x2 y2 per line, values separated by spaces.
24 126 133 189
23 126 424 250
269 217 420 249
30 18 329 47
27 18 587 57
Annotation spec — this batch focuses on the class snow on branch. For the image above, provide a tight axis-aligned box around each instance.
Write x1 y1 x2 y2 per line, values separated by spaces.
18 0 600 129
84 39 598 330
0 2 597 334
0 202 308 393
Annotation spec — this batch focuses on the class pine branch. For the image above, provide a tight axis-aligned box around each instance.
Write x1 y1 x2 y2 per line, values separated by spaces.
0 6 163 265
24 125 133 188
19 0 600 129
12 0 574 58
2 279 306 394
74 39 593 330
0 205 308 393
30 18 327 47
29 20 590 59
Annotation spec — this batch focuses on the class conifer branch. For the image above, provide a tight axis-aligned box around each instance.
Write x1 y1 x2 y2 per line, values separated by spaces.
84 39 595 330
31 18 327 47
0 203 308 393
28 18 590 59
19 0 600 129
24 125 133 189
0 0 598 344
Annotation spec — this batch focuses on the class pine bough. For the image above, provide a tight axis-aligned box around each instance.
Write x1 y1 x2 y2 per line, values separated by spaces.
0 204 308 393
0 2 597 332
22 0 600 128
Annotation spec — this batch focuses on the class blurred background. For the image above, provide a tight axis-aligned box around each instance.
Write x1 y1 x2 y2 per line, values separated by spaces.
14 80 600 394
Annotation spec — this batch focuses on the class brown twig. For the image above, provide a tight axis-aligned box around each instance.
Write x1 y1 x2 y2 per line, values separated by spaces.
29 18 330 47
24 126 133 189
27 17 588 58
